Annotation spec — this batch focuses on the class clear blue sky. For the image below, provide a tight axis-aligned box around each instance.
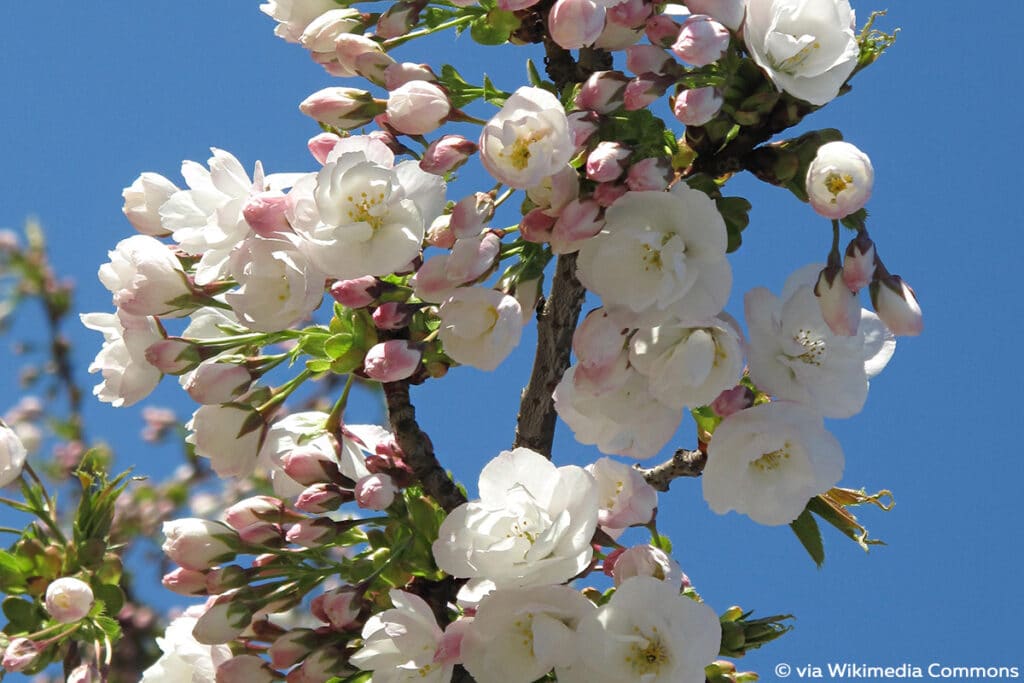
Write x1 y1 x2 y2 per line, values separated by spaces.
1 2 1021 680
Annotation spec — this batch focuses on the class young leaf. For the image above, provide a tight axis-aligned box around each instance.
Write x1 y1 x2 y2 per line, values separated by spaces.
790 507 825 567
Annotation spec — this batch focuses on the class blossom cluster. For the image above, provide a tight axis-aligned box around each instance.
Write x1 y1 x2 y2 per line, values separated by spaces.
0 0 916 680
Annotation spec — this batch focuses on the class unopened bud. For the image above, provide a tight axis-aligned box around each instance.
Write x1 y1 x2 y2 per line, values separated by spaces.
575 70 629 114
710 385 755 418
843 232 876 292
626 44 675 76
420 135 477 175
216 654 276 683
355 473 398 510
870 275 923 337
586 141 631 183
295 483 352 514
243 191 291 236
163 567 210 596
645 14 681 47
299 87 384 130
626 156 672 191
312 587 363 631
607 0 651 28
672 14 730 66
385 80 450 136
549 0 606 50
450 193 495 239
673 86 723 126
815 265 861 336
193 593 252 645
331 276 380 309
145 338 201 375
45 577 94 623
363 340 422 383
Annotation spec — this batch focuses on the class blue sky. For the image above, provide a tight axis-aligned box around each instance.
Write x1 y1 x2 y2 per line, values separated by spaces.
1 1 1022 680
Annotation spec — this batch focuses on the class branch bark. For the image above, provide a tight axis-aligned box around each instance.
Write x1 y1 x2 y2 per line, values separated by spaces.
383 381 466 513
513 252 586 458
635 448 707 492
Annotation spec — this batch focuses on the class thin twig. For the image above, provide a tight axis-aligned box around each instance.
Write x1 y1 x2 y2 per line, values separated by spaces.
635 448 708 492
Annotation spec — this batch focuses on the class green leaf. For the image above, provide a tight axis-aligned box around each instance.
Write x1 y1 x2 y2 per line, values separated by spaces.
790 508 825 567
306 358 333 373
717 196 752 253
2 596 41 633
93 583 125 616
325 333 354 361
0 551 30 591
470 9 519 45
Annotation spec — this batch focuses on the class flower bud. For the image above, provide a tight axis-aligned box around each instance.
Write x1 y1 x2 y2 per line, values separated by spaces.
363 340 422 383
425 215 456 249
843 232 877 292
216 654 276 683
184 362 253 405
499 0 541 9
806 141 874 219
551 199 604 254
163 567 210 596
206 565 248 594
673 86 723 126
870 275 923 336
383 62 438 91
420 135 477 175
450 193 495 240
376 3 421 39
280 447 345 487
385 80 450 136
624 74 673 110
370 302 415 330
672 14 730 66
607 0 651 27
122 173 177 236
519 208 557 244
626 156 672 191
333 34 387 78
592 181 628 207
162 518 238 571
45 577 94 623
224 496 292 530
595 19 644 49
684 0 745 31
567 111 600 150
645 14 680 47
446 233 501 283
354 50 396 87
626 44 675 76
710 385 755 418
586 141 631 183
299 9 361 54
611 544 686 587
237 522 285 547
307 132 342 165
575 70 629 114
270 629 316 669
549 0 606 50
814 265 861 336
312 587 363 630
355 473 398 510
285 519 334 547
243 191 291 236
330 276 380 309
299 87 384 130
145 338 201 375
295 483 352 514
193 593 252 645
2 638 39 672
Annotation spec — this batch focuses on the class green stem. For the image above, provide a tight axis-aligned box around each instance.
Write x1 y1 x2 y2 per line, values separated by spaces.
258 369 315 415
493 187 515 208
382 15 475 49
325 374 357 435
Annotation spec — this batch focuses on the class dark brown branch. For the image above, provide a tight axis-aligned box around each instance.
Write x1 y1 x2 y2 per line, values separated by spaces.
635 448 707 492
513 253 586 458
382 381 466 513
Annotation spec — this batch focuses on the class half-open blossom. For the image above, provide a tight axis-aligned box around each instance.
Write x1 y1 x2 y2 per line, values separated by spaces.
479 87 573 189
288 135 445 279
576 185 732 327
806 141 874 219
187 404 266 479
81 311 163 407
703 401 844 525
586 457 658 535
261 0 341 43
122 172 178 236
745 264 895 418
44 577 94 623
609 545 685 587
433 447 599 588
99 235 194 317
460 585 597 683
438 287 523 371
349 590 451 683
0 421 27 488
162 519 238 571
744 0 859 106
386 80 451 135
560 577 720 683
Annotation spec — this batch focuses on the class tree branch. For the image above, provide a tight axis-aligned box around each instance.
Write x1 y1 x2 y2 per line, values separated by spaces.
513 252 586 458
382 381 466 513
635 448 707 492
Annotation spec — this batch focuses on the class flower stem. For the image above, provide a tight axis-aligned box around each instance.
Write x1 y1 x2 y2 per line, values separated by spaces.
382 15 475 49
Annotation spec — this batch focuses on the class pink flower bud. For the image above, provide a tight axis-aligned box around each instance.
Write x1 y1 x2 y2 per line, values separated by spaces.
607 0 652 28
216 655 276 683
645 14 681 47
2 638 39 672
307 133 341 165
383 62 438 91
567 111 600 150
549 0 606 49
624 74 673 110
673 86 723 126
363 340 422 382
710 385 755 418
312 588 362 630
68 663 101 683
450 193 495 239
163 567 210 596
376 3 421 39
499 0 541 10
224 496 291 529
814 265 861 336
552 199 604 254
595 18 644 49
184 362 253 405
299 87 384 130
353 50 396 87
871 275 923 336
385 80 450 136
193 593 252 645
611 544 686 587
145 338 200 375
330 276 380 309
162 518 238 571
592 181 629 207
420 135 477 175
626 156 672 191
355 473 398 510
574 308 627 370
371 302 414 331
45 577 94 623
684 0 745 30
333 34 387 78
237 521 285 547
586 141 631 183
672 14 730 66
447 233 501 282
285 519 334 547
519 208 557 244
626 44 675 76
843 233 876 292
575 70 629 114
426 215 457 248
281 447 345 487
269 629 315 669
243 191 291 236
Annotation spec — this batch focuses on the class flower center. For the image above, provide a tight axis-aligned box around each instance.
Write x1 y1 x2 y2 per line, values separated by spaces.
792 328 825 366
751 441 792 472
772 34 821 74
512 612 535 655
824 172 854 201
345 190 387 230
507 138 533 170
626 627 669 676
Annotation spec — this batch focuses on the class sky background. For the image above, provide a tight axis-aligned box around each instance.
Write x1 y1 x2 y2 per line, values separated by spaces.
2 1 1022 680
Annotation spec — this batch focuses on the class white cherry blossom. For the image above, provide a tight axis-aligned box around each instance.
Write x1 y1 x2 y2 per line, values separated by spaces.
745 264 895 418
260 0 340 43
576 185 732 327
437 287 523 371
140 609 232 683
702 401 844 526
806 141 874 219
80 311 163 407
586 457 658 536
433 447 599 588
98 235 194 317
